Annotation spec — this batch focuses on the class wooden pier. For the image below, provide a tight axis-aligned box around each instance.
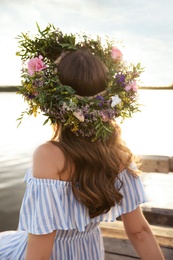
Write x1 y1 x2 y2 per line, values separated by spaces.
100 221 173 259
0 155 173 258
101 155 173 259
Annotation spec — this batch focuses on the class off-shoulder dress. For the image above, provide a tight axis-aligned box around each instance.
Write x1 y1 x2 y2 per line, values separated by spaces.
0 168 148 260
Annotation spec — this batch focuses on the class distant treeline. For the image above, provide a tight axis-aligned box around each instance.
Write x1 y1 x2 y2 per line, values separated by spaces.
140 86 173 90
0 85 173 92
0 86 18 92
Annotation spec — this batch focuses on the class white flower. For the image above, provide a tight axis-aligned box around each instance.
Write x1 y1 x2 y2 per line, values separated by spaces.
62 102 69 110
73 110 85 122
111 95 121 107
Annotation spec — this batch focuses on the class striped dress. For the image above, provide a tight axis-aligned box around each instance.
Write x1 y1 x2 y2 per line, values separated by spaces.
0 168 148 260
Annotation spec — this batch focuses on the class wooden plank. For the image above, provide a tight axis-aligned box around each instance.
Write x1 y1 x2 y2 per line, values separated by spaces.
100 221 173 248
104 238 138 258
101 221 173 259
170 157 173 172
105 253 138 260
103 237 173 260
105 254 139 260
140 155 170 173
142 209 173 227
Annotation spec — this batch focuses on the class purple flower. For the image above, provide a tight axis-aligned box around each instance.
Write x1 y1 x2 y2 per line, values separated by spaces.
96 95 105 106
25 92 37 99
99 109 115 122
115 73 126 87
33 78 44 87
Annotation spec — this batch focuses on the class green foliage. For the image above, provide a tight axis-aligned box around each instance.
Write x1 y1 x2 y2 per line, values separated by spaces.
16 24 143 141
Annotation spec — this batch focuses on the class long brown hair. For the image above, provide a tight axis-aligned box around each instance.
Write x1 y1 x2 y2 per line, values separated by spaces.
51 49 140 218
58 48 107 96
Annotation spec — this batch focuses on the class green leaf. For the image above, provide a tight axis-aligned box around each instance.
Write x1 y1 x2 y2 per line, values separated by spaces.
43 117 49 125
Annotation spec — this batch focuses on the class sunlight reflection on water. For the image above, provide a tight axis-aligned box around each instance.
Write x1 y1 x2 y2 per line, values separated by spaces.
0 91 173 230
0 90 173 157
121 89 173 156
0 93 51 153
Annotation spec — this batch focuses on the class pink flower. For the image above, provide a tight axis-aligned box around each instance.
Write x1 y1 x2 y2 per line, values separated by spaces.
99 111 109 122
27 55 47 75
33 92 38 96
111 47 123 60
125 81 138 92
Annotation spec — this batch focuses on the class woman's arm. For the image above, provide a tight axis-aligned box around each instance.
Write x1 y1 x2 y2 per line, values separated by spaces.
121 206 164 260
25 143 62 260
25 231 56 260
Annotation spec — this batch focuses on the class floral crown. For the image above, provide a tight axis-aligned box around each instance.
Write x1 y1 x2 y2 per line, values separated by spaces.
16 23 143 141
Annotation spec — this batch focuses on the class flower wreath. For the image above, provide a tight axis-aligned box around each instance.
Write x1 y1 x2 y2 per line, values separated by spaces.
16 23 143 141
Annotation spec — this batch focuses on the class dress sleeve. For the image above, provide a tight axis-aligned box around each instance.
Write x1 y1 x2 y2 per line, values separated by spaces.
18 168 148 234
18 169 89 234
94 168 149 222
115 169 148 214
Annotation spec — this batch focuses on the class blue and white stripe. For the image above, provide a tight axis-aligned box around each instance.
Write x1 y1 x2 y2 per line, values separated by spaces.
0 168 148 260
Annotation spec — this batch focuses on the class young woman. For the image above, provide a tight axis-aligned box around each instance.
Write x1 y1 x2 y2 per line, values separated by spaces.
0 26 164 260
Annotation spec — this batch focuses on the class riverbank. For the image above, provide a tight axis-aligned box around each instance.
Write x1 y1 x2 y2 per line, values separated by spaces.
140 85 173 90
0 86 18 92
0 85 173 92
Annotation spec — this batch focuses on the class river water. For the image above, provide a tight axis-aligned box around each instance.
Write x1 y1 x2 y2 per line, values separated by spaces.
0 89 173 231
1 89 173 160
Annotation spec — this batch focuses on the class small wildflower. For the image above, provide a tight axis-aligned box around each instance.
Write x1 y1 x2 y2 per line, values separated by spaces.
96 95 105 106
73 110 85 122
125 81 138 92
111 47 123 60
111 95 121 107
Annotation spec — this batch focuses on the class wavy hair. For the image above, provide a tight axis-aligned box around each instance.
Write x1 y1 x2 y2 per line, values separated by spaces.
51 49 140 218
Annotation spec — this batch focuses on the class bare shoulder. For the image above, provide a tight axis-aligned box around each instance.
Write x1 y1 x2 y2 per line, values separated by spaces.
33 141 65 179
33 141 64 160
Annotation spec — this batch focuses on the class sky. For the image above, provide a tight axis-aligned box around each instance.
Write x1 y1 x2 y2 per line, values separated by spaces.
0 0 173 87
